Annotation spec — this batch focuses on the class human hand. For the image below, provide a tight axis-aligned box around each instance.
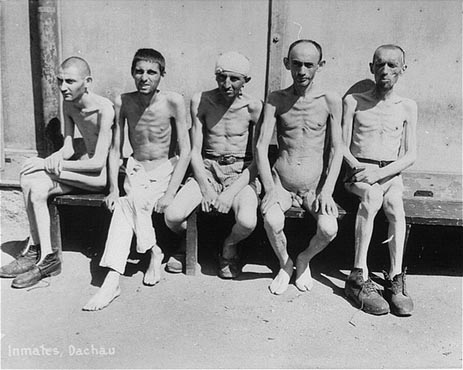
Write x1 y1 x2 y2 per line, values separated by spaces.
104 192 119 212
353 167 381 185
315 191 338 217
261 189 279 215
155 193 175 213
20 157 45 175
44 152 63 175
201 187 218 213
214 189 235 214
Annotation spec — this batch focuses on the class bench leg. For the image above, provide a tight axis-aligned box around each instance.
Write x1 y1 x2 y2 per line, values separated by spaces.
49 203 63 260
185 208 198 276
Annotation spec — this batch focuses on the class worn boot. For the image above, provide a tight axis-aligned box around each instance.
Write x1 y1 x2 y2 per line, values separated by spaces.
0 244 41 278
345 268 390 315
11 251 61 289
384 270 414 316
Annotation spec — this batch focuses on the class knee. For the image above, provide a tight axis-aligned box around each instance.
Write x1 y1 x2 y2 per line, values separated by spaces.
28 184 49 204
236 211 257 233
20 172 34 190
317 216 338 242
164 205 187 227
383 194 405 221
263 210 285 235
360 186 383 214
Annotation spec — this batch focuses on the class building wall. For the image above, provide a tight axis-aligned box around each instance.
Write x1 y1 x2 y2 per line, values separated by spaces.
1 0 36 151
59 0 269 115
0 0 461 178
280 0 462 173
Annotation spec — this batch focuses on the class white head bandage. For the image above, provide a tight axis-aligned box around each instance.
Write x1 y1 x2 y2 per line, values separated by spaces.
215 51 250 77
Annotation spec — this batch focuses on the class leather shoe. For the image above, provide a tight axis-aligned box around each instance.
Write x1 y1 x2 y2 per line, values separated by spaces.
345 268 390 315
0 244 40 278
11 252 61 289
384 270 414 316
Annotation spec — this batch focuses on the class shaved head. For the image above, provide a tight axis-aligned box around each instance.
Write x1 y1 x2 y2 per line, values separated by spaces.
60 56 91 77
373 44 405 65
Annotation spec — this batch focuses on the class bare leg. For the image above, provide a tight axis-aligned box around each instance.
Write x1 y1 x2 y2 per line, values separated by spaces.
382 181 406 278
263 204 293 295
347 182 383 280
82 270 121 311
20 176 40 246
295 213 337 292
20 172 75 262
143 245 164 286
222 186 258 259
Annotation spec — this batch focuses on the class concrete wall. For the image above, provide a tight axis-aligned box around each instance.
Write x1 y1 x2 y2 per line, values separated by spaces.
1 0 35 151
59 0 269 115
1 0 461 177
279 0 462 173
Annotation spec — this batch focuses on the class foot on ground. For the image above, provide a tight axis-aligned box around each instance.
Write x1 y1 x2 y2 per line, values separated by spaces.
143 247 164 286
82 283 121 311
295 252 314 292
269 258 294 295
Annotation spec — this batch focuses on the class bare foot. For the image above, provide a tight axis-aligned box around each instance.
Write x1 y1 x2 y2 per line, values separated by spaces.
143 246 164 286
295 252 314 292
82 271 121 311
269 258 294 295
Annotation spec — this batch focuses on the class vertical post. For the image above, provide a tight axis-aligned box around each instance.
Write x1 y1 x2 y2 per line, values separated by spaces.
265 0 288 144
265 0 289 98
186 208 199 276
31 0 60 156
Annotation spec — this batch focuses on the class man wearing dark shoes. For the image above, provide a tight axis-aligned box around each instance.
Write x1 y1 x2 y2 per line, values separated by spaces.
0 57 114 289
342 45 417 316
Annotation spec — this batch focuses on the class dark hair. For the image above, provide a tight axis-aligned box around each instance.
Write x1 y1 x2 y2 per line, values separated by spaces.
131 48 166 76
373 44 406 65
287 39 323 63
60 56 91 77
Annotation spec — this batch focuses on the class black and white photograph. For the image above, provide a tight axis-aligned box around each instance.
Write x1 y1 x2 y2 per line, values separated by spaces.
0 0 461 368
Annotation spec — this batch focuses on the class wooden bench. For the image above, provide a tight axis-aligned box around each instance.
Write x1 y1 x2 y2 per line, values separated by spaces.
184 171 463 275
49 172 462 276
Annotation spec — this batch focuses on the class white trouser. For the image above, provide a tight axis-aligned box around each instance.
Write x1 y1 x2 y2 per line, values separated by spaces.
99 156 178 274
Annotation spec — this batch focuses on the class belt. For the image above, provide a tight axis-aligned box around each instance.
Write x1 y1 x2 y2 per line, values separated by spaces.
204 153 252 165
356 157 394 168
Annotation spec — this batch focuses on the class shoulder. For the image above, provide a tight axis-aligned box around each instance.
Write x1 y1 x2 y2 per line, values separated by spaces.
163 90 184 104
97 96 115 117
239 93 262 113
322 91 342 105
399 96 417 109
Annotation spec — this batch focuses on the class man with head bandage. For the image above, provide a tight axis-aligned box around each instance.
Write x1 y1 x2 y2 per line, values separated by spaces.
215 51 251 78
165 51 263 279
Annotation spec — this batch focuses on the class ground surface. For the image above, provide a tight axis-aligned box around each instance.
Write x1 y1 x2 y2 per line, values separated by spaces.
1 189 462 369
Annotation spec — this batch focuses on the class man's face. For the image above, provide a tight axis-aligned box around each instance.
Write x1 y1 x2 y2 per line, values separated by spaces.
285 43 322 88
370 48 405 90
132 60 162 94
57 65 88 101
215 71 247 99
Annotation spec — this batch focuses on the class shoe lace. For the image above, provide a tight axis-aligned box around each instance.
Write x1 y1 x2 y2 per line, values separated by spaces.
361 279 378 294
